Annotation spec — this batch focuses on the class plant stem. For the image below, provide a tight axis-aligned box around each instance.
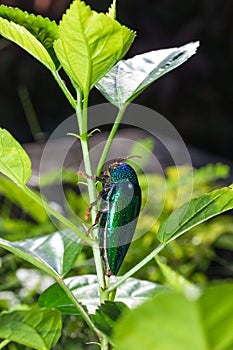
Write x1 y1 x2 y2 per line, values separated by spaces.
96 104 127 176
108 243 165 292
56 277 102 341
0 339 11 349
76 89 106 290
52 70 76 109
20 185 93 246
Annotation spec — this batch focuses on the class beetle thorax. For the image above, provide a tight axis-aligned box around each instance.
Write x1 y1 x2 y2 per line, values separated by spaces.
109 162 139 184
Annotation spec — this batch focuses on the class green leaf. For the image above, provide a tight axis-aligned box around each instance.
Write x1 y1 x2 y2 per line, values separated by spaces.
96 41 199 107
0 175 48 223
39 275 164 314
114 283 233 350
0 128 31 185
92 301 129 339
0 229 82 278
158 186 233 244
155 256 200 298
0 307 61 350
0 14 56 70
107 0 116 19
54 0 135 92
0 5 59 67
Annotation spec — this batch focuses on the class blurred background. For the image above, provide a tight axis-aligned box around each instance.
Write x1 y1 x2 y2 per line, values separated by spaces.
0 0 232 161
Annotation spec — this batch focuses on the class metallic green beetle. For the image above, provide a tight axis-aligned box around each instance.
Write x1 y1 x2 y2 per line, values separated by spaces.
83 158 141 276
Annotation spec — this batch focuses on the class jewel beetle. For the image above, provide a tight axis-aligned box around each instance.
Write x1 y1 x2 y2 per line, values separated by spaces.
80 157 141 277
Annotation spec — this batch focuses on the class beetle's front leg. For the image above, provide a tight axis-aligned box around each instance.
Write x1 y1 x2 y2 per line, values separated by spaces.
78 170 111 235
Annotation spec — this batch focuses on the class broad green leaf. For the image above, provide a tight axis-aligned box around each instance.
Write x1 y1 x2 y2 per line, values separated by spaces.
155 256 201 298
0 18 56 71
0 5 59 68
0 175 48 223
0 128 31 185
0 307 61 350
114 283 233 350
158 186 233 244
0 229 82 278
54 0 135 92
39 275 165 314
96 41 199 107
92 301 129 340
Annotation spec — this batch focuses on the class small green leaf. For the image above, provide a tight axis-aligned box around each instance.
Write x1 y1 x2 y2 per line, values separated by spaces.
0 176 48 223
158 186 233 244
0 128 31 185
54 0 135 92
96 42 199 107
113 283 233 350
0 229 82 278
0 15 56 71
0 5 59 67
92 301 129 339
39 275 164 314
0 307 61 350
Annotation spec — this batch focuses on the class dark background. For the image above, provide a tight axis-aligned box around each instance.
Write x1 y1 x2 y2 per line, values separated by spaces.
0 0 232 160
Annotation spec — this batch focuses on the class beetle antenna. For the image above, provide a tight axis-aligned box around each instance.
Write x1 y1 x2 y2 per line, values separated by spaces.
115 155 142 163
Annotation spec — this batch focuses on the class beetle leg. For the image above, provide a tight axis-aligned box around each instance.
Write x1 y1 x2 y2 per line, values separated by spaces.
84 186 110 221
85 185 111 236
78 170 110 183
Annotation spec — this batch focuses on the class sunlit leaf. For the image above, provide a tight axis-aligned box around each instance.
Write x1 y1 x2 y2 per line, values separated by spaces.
0 16 56 70
0 229 82 278
96 42 199 107
114 283 233 350
0 307 61 350
54 0 135 91
0 128 31 185
107 0 116 19
0 4 59 67
158 186 233 244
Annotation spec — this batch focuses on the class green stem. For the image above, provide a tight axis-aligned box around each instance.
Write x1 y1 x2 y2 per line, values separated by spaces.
56 277 102 341
101 336 109 350
76 89 106 291
52 70 76 109
108 243 165 292
96 104 127 176
20 185 93 246
0 339 11 349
